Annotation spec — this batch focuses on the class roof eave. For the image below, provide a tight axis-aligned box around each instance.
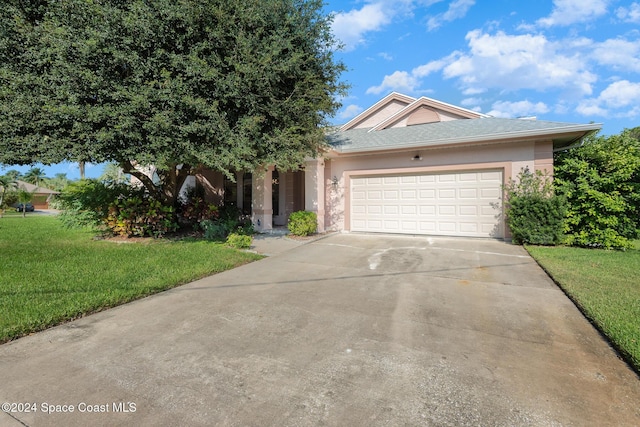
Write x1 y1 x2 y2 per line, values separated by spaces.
328 122 603 155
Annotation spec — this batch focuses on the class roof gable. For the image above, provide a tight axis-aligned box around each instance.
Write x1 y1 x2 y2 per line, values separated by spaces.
369 96 487 131
340 92 415 131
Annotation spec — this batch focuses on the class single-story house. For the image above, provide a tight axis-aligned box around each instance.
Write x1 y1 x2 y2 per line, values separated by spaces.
195 92 601 239
11 180 60 209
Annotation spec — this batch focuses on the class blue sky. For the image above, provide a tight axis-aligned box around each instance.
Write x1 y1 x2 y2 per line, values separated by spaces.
3 0 639 180
326 0 640 132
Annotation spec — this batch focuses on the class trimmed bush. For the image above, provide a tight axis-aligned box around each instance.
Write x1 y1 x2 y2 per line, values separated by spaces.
226 233 252 249
505 168 567 245
288 210 317 236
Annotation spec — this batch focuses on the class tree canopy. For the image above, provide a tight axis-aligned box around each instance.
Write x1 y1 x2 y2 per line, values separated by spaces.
0 0 347 204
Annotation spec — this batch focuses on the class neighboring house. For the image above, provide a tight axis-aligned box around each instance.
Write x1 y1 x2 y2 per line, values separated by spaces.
194 92 601 239
14 180 60 209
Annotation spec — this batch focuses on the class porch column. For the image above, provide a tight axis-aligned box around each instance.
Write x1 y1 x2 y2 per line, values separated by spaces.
251 166 273 232
235 171 243 210
304 158 325 232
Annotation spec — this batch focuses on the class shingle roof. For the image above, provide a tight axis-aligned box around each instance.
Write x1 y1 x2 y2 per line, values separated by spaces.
327 117 602 154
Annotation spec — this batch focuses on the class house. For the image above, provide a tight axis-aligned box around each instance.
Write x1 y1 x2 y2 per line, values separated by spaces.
196 92 601 239
13 180 60 209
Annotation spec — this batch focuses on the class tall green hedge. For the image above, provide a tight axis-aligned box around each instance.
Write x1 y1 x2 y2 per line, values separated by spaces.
554 129 640 250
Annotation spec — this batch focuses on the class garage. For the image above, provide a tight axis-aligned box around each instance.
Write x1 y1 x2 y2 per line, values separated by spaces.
350 170 504 238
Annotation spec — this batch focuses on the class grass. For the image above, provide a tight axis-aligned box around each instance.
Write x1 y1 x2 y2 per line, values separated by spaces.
526 243 640 373
0 214 262 343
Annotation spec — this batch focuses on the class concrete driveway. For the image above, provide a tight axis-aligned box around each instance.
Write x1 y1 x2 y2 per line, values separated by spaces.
1 234 639 426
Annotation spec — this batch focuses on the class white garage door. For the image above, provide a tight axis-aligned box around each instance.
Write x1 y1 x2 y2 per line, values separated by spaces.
350 170 503 238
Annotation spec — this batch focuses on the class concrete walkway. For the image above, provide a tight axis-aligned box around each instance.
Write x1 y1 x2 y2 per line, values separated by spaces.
1 233 639 426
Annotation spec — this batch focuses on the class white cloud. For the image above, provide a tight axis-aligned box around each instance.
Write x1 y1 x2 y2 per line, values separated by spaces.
412 56 453 77
378 52 394 61
599 80 640 107
427 0 475 31
366 29 600 98
462 87 487 95
590 38 640 72
331 0 425 51
487 100 550 118
366 71 419 94
339 104 364 120
616 2 640 22
536 0 609 27
577 80 640 117
332 3 393 51
441 30 597 96
460 97 485 107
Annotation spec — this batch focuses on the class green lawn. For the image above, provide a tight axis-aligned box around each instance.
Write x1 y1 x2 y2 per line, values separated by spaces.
526 244 640 373
0 214 261 343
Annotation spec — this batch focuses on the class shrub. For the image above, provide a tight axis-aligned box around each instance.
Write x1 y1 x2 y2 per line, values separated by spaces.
105 196 178 238
56 180 137 230
504 168 567 245
226 233 252 249
288 210 317 236
200 219 228 240
180 197 219 224
178 184 219 225
198 209 254 240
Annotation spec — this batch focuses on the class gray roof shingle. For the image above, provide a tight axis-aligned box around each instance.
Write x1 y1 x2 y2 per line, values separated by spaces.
326 117 601 153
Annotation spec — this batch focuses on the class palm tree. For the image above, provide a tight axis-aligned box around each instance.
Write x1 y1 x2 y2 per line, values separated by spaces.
16 186 34 217
100 163 127 185
3 169 21 182
47 173 70 191
23 167 47 187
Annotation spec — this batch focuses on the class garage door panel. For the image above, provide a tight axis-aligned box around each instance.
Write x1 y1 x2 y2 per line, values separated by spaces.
350 170 503 238
459 188 478 198
481 171 502 181
420 189 436 199
384 205 399 215
459 205 478 216
438 189 456 199
420 205 436 215
460 222 479 233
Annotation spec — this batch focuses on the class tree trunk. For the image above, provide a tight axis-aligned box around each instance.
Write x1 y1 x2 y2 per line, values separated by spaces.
119 161 191 207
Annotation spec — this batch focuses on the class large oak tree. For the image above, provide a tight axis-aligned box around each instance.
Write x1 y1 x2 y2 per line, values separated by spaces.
0 0 347 205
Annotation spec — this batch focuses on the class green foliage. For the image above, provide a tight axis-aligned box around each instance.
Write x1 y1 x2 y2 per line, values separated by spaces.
0 174 18 209
0 0 347 206
180 197 219 224
504 168 567 245
199 207 253 240
555 130 640 250
56 179 137 230
106 197 178 238
288 210 317 236
225 233 252 249
200 219 229 240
